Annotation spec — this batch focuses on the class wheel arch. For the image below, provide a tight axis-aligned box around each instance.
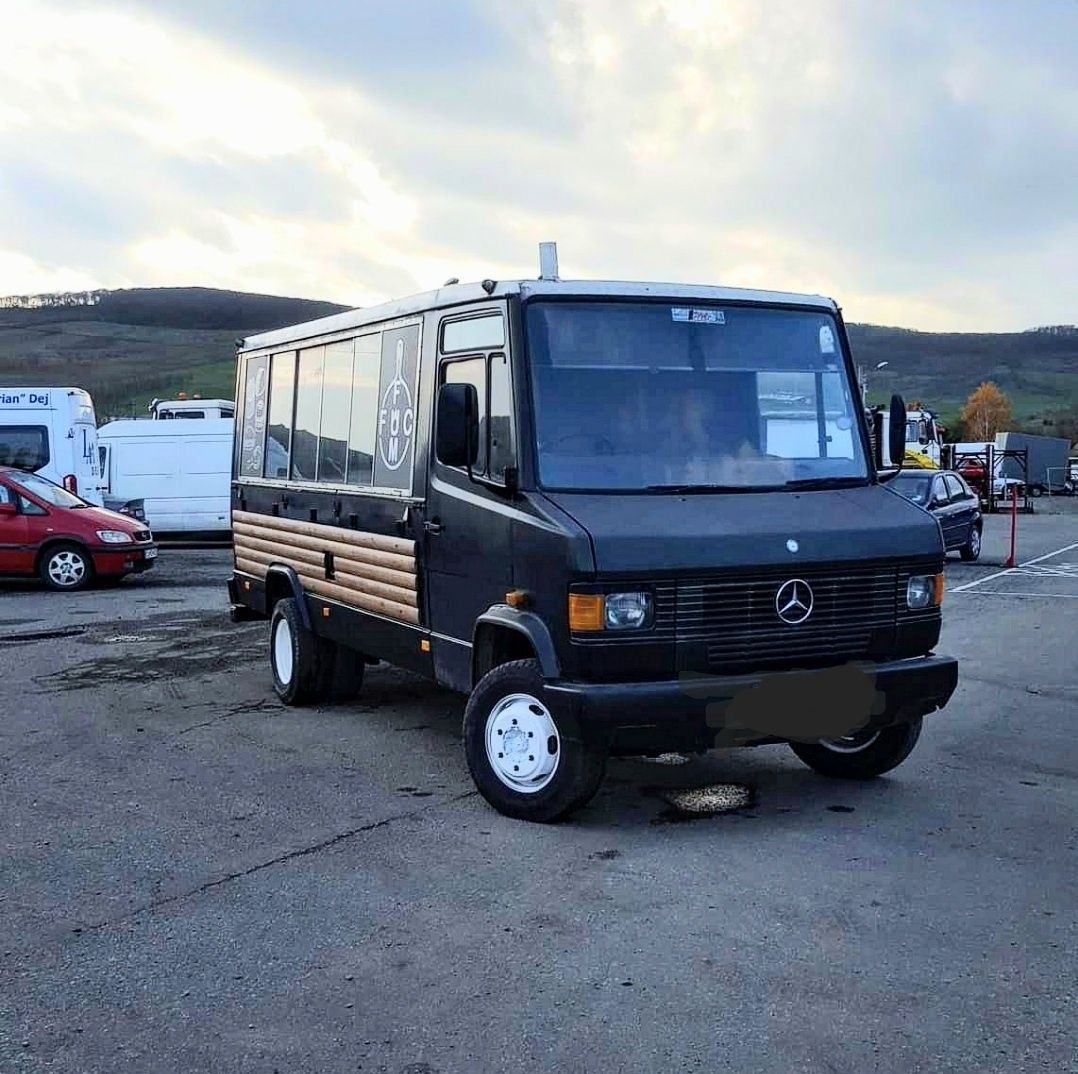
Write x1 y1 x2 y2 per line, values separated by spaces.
35 535 93 572
264 565 312 631
472 606 560 687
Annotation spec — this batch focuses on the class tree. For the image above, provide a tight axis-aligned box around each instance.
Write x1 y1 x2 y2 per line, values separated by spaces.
960 381 1012 442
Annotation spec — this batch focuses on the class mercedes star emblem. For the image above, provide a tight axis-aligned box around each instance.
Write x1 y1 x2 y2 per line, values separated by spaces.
775 578 813 624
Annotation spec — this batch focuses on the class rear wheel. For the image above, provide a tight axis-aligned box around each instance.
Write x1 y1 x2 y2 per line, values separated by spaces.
269 598 332 706
39 544 93 591
959 523 982 561
463 659 606 822
789 718 923 779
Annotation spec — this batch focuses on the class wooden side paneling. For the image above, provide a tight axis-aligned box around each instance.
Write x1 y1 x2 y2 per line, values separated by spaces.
233 510 419 626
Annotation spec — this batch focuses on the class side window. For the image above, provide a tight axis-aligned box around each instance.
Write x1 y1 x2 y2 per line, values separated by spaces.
0 483 10 504
488 352 515 480
932 477 949 504
317 341 353 483
291 346 324 481
943 474 965 501
347 333 381 486
0 425 49 470
19 494 46 516
238 356 269 477
443 357 488 474
264 351 296 479
438 311 514 483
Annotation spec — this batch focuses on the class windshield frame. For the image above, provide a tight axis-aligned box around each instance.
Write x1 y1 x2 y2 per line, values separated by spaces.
520 295 875 495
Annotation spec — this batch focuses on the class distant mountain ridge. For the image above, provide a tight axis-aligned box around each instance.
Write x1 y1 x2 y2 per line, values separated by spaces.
0 286 350 331
0 286 1074 433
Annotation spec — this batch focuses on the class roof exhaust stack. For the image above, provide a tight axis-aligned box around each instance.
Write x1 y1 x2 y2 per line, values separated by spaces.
538 242 559 281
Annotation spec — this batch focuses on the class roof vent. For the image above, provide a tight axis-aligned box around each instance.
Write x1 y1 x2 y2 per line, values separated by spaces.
538 242 559 281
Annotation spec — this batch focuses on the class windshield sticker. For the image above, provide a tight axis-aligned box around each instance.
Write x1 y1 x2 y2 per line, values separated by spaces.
819 325 836 354
672 308 725 325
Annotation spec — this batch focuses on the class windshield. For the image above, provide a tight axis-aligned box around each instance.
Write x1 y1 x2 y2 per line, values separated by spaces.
525 300 869 491
6 470 86 507
889 475 932 505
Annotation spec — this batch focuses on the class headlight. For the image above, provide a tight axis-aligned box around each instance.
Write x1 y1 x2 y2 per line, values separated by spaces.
907 574 943 609
568 590 654 631
604 591 653 630
96 529 134 544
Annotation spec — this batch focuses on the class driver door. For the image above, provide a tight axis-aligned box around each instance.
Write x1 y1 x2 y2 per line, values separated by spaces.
0 479 32 574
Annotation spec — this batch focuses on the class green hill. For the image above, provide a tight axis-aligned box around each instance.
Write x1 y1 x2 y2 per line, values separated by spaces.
0 287 349 419
0 287 1075 435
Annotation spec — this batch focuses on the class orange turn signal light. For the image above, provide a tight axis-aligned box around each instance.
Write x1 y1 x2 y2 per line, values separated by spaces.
933 573 945 606
568 593 604 632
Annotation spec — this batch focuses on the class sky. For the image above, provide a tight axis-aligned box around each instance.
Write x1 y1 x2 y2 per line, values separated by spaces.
0 0 1075 331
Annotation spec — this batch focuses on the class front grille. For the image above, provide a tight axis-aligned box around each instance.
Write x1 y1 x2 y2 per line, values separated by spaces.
674 561 938 671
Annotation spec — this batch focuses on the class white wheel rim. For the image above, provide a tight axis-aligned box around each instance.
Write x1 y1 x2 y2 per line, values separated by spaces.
485 692 560 794
273 617 294 685
819 729 881 754
48 550 86 587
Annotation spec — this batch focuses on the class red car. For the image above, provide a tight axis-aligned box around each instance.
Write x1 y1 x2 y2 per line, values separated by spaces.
0 466 158 590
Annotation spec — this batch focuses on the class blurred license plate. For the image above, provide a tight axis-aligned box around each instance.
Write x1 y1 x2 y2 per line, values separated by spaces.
144 548 158 559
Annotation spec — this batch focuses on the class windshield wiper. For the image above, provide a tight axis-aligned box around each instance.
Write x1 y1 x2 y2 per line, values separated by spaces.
781 476 870 491
645 483 785 494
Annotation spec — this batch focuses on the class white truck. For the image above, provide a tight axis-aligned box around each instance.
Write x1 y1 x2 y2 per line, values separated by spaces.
0 386 104 504
149 397 235 420
871 405 942 469
96 418 233 533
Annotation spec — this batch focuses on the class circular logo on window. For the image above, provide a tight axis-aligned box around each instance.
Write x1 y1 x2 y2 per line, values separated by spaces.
378 340 414 471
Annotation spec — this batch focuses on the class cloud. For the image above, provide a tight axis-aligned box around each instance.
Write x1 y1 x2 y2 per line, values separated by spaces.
0 0 1075 330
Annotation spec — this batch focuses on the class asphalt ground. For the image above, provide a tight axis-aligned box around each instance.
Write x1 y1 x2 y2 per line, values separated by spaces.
1 502 1075 1073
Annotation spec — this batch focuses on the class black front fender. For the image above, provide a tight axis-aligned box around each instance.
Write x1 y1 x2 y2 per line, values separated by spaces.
473 605 560 681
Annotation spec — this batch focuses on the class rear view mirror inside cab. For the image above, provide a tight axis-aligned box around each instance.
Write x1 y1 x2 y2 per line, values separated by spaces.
436 382 479 470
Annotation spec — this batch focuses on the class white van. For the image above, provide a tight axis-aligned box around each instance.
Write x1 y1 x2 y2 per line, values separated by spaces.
97 418 233 533
0 386 104 505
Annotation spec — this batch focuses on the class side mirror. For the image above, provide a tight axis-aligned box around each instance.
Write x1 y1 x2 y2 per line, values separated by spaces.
0 500 16 516
436 382 479 470
888 394 907 469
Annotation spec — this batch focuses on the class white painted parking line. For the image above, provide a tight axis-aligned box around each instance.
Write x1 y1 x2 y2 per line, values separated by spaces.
949 542 1078 593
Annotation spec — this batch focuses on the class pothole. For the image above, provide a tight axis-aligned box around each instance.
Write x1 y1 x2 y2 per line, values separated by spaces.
660 783 753 816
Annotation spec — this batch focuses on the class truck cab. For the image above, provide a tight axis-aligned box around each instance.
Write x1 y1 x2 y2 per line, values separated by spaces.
228 251 957 822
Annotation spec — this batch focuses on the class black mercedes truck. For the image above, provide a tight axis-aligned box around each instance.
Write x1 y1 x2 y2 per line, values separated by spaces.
228 246 958 821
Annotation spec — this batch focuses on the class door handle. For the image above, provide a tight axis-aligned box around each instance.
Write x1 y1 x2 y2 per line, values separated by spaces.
424 519 444 535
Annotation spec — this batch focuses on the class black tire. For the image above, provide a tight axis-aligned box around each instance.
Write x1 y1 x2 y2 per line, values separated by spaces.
463 659 606 822
1030 484 1043 498
959 523 982 562
789 718 923 779
269 598 332 706
38 543 94 591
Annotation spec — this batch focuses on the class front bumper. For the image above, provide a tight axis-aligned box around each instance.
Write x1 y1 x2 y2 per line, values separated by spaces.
545 655 958 754
91 544 158 576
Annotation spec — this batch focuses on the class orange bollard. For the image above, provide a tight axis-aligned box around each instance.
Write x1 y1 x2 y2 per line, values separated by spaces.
1002 484 1018 567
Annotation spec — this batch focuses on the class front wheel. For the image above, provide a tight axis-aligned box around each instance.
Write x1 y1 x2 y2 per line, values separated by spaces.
789 718 922 779
39 544 93 591
959 524 982 562
463 659 606 822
